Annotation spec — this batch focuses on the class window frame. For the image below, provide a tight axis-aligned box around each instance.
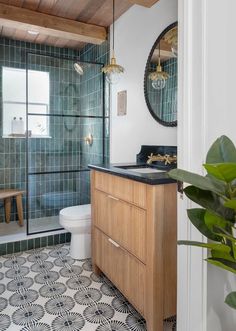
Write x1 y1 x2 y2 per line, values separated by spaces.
2 66 50 138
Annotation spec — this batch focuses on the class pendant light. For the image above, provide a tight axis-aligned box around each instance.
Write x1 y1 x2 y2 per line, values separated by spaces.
149 43 169 90
102 0 124 84
164 26 178 57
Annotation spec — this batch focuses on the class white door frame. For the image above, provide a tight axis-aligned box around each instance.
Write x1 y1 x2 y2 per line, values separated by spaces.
177 1 208 330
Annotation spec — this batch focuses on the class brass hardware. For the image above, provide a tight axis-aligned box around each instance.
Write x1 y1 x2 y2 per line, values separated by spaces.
108 195 119 201
84 134 93 146
108 238 120 248
147 153 177 165
102 55 124 75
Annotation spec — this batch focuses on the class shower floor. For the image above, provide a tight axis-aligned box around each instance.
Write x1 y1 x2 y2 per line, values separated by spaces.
0 216 63 243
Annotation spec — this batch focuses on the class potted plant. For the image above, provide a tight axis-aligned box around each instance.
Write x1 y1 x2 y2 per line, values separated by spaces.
169 135 236 309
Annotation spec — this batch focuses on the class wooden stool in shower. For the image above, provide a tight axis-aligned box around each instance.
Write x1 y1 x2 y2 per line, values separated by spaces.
0 189 25 227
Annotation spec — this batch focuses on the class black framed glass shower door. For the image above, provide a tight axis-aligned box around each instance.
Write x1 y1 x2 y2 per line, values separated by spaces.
26 52 108 235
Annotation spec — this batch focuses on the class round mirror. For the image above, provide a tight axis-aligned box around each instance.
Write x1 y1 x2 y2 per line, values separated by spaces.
144 22 178 127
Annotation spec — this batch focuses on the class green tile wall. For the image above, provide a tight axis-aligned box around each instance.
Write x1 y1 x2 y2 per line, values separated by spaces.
0 37 110 227
0 232 71 256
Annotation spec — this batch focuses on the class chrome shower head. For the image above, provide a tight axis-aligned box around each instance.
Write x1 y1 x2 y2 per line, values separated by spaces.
74 63 84 75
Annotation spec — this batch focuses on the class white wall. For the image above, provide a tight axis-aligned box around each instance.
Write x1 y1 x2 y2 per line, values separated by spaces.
110 0 178 163
178 0 236 330
205 1 236 330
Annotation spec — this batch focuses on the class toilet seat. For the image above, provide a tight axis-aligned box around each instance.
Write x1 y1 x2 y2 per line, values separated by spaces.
59 204 91 222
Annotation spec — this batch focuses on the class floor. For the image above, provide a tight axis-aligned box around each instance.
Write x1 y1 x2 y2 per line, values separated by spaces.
0 244 176 331
0 216 63 243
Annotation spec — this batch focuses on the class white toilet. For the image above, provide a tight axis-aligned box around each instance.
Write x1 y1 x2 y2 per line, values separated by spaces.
59 204 91 260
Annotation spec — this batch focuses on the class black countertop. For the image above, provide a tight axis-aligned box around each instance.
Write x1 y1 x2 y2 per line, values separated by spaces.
88 163 176 185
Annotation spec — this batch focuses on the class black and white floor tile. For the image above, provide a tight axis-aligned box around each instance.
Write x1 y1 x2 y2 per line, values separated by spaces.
0 244 176 331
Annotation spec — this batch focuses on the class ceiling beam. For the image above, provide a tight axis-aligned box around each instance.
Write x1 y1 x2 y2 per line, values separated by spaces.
129 0 159 8
0 4 107 45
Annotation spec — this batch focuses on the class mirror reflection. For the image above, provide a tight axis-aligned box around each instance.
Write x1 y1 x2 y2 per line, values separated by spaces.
144 23 178 126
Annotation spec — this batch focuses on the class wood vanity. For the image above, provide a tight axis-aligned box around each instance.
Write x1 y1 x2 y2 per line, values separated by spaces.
90 167 177 331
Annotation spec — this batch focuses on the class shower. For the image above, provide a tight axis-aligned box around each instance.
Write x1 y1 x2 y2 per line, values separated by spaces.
25 52 107 235
74 62 84 75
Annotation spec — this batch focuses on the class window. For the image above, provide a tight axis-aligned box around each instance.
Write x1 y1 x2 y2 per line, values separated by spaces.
2 67 50 137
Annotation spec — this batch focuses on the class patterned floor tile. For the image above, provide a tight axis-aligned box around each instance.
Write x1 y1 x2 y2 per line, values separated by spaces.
0 244 176 331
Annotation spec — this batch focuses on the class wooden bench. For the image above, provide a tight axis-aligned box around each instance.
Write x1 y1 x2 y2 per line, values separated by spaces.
0 189 25 227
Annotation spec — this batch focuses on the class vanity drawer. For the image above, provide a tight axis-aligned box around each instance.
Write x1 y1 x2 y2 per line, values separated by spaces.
94 227 146 316
94 189 146 263
94 171 146 209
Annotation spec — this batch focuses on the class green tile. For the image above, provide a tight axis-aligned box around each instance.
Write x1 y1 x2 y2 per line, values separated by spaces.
54 234 59 245
47 235 54 247
14 241 20 253
28 239 34 251
40 237 47 247
60 233 66 244
20 240 28 252
0 244 6 256
35 238 40 249
7 242 13 254
65 233 71 242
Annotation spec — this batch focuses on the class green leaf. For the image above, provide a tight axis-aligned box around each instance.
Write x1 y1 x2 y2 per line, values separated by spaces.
211 249 235 262
215 230 236 243
187 209 221 241
204 163 236 183
204 164 226 181
225 292 236 309
204 210 230 232
206 135 236 164
224 199 236 210
168 169 226 195
184 186 235 222
178 240 231 253
207 258 236 274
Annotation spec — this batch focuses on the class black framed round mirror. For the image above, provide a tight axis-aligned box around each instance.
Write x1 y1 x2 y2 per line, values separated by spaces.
144 22 178 127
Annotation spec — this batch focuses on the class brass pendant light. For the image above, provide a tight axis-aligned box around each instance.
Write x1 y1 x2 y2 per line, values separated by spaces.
149 43 169 90
102 0 124 84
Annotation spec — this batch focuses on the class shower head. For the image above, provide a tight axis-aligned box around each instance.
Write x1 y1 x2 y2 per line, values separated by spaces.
74 63 84 75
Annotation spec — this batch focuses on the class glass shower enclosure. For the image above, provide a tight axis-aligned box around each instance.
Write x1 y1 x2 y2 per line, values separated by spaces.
26 52 108 235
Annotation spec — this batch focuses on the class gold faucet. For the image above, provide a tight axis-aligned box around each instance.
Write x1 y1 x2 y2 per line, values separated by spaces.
147 153 177 165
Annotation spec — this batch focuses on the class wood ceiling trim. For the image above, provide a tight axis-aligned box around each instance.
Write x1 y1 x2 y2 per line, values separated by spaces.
0 4 107 45
129 0 159 7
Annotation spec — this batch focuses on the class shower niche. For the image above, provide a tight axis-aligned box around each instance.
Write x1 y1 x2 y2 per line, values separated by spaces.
26 52 108 235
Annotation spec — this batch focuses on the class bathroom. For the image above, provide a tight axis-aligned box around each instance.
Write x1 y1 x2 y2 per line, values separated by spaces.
0 0 235 331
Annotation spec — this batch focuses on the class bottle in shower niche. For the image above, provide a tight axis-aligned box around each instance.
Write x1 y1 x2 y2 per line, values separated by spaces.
18 117 25 134
11 117 25 135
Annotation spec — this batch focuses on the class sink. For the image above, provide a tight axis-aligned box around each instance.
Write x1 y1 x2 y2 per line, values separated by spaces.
114 165 165 174
126 168 164 174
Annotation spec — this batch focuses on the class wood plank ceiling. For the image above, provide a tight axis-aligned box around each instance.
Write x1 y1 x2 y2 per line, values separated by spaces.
0 0 137 49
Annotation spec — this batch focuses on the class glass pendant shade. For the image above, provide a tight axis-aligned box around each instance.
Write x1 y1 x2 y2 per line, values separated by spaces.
149 44 169 90
102 56 124 84
152 77 166 90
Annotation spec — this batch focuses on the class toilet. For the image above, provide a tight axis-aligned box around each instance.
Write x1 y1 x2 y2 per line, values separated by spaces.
59 204 91 260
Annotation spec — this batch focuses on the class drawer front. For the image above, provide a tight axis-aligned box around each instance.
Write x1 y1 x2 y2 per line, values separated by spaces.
94 190 146 263
94 227 146 315
94 171 146 209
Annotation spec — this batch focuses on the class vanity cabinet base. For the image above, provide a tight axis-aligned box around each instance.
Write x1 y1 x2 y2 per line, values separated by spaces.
91 170 177 331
